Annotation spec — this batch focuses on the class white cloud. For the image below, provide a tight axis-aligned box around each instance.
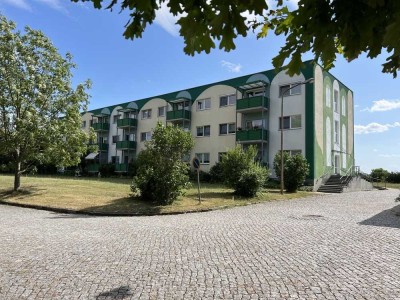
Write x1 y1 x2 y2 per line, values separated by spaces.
378 154 400 158
363 99 400 112
355 122 400 134
1 0 31 10
221 60 242 73
154 2 180 37
35 0 67 13
373 149 378 152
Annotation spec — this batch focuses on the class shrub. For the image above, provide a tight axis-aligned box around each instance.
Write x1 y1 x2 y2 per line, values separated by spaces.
209 162 224 183
99 163 115 177
220 145 269 196
370 168 389 182
130 123 194 205
387 172 400 183
274 152 310 193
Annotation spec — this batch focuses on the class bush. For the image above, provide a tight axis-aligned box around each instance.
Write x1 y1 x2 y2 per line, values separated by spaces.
220 145 269 196
209 162 224 183
370 168 389 182
130 123 194 205
99 163 115 177
189 170 212 182
274 152 310 193
387 172 400 183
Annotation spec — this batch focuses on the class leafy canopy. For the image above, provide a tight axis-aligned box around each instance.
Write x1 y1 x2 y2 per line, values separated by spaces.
71 0 400 77
0 15 93 190
131 122 194 205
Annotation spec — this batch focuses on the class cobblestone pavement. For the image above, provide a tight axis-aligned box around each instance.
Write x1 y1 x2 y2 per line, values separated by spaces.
1 190 400 300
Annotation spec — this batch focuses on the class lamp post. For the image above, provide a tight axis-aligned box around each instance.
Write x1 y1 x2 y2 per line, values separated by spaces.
280 78 314 195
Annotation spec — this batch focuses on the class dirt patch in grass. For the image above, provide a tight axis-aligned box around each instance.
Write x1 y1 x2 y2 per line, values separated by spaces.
0 175 316 215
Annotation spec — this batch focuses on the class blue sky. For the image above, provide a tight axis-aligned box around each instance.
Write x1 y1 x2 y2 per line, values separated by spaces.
1 0 399 173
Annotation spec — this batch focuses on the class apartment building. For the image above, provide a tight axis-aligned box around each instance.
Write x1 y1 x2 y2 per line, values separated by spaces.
81 61 354 188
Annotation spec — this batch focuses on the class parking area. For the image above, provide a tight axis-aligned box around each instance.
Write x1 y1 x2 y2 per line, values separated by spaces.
1 189 400 299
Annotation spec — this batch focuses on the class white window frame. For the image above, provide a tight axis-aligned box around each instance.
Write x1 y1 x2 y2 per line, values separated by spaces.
245 119 264 130
279 115 302 130
279 82 302 97
219 94 236 107
341 96 346 116
81 121 86 128
333 90 339 113
196 125 211 137
158 106 165 117
219 123 236 135
141 109 152 120
141 132 152 142
197 98 211 111
196 153 210 164
284 150 302 156
334 120 339 144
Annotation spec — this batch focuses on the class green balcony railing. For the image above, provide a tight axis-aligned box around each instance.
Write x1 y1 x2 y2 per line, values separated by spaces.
92 122 110 131
117 118 137 128
166 109 191 121
116 140 136 150
87 164 100 173
236 129 268 142
98 143 108 151
115 163 129 172
236 96 269 111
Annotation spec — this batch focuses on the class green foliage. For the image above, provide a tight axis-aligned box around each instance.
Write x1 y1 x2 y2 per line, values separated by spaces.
209 162 224 183
370 168 389 182
189 170 212 183
387 172 400 184
72 0 400 77
99 163 116 177
130 123 194 205
0 15 93 190
220 145 269 196
274 152 310 193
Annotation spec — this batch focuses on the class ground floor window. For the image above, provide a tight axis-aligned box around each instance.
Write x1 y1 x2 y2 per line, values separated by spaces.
196 153 210 164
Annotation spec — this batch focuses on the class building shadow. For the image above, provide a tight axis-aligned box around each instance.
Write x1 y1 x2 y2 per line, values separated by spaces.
96 285 131 299
358 204 400 229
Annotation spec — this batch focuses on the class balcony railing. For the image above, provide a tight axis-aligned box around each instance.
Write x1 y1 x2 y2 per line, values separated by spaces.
87 164 100 173
116 140 136 150
236 128 268 142
117 118 137 128
236 96 269 111
92 122 110 131
166 109 191 121
115 163 129 172
98 143 108 151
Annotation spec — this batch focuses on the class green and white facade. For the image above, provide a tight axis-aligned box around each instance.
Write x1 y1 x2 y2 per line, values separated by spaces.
81 61 354 188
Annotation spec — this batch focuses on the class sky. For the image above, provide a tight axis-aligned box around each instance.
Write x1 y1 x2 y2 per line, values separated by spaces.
0 0 399 173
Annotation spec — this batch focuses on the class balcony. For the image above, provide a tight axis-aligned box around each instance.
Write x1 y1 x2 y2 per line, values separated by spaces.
117 118 137 128
116 140 136 150
115 163 129 173
92 122 110 131
166 109 191 121
98 143 109 151
236 128 268 143
87 164 100 173
236 96 269 113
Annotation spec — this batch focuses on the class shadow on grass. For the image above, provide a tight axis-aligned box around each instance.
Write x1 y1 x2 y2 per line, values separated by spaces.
0 186 45 200
359 204 400 229
96 285 131 299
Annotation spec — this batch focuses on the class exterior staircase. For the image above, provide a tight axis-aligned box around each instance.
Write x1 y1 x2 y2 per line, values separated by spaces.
317 174 352 193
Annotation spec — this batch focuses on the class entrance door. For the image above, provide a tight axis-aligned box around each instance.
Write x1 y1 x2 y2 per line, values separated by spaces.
334 155 340 174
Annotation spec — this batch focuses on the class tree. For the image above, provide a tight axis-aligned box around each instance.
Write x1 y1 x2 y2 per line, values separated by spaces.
274 152 309 193
370 168 389 182
72 0 400 77
0 16 93 191
130 122 194 205
220 145 269 197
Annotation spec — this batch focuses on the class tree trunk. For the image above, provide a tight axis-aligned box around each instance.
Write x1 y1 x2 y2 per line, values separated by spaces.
14 161 21 191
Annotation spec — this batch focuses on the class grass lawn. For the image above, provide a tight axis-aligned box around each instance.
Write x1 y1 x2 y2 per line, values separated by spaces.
0 174 316 215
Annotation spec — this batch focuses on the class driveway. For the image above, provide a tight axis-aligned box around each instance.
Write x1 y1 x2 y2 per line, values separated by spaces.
1 189 400 299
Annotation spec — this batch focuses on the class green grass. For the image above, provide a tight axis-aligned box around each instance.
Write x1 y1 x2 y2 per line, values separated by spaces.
0 174 316 215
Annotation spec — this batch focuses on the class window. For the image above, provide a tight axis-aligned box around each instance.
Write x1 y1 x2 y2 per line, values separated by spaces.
284 150 302 156
177 101 190 111
89 119 93 126
247 90 265 98
196 125 211 137
197 98 211 111
326 86 331 107
219 123 235 135
141 109 152 119
245 119 264 130
196 153 210 164
334 121 339 144
219 94 236 107
279 115 301 130
218 152 226 162
141 132 152 142
112 135 119 144
81 121 86 128
158 106 165 117
334 90 339 113
113 114 121 123
279 83 301 97
341 96 346 116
